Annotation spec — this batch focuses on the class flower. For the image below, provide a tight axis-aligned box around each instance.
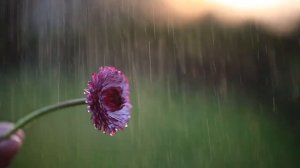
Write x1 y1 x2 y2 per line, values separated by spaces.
85 66 132 136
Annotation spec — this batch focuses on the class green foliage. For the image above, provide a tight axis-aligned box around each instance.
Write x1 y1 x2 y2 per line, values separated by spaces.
1 73 298 168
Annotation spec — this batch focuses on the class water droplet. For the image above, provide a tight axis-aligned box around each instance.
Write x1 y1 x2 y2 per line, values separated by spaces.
125 124 128 128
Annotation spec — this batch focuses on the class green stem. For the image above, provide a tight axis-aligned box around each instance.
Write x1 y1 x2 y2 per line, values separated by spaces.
1 98 86 140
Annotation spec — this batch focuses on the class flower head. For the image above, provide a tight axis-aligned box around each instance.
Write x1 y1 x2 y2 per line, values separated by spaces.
85 66 131 136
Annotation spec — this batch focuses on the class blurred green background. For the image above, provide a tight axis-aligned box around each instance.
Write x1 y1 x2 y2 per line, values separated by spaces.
1 72 299 168
1 0 300 167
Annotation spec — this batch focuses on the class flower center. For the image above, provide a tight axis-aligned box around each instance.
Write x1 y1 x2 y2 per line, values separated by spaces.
101 87 124 112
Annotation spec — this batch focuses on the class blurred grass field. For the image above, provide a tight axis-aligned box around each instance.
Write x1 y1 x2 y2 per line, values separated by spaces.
0 70 299 168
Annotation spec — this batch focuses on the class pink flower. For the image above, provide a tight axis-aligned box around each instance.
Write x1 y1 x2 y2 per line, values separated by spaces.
85 66 131 136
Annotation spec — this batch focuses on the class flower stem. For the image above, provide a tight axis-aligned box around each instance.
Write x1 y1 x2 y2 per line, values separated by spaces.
1 98 86 140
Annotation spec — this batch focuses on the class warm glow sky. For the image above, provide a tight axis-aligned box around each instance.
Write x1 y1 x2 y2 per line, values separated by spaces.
154 0 300 33
209 0 283 9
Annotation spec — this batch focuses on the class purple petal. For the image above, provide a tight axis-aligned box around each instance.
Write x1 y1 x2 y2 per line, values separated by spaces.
85 66 132 136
